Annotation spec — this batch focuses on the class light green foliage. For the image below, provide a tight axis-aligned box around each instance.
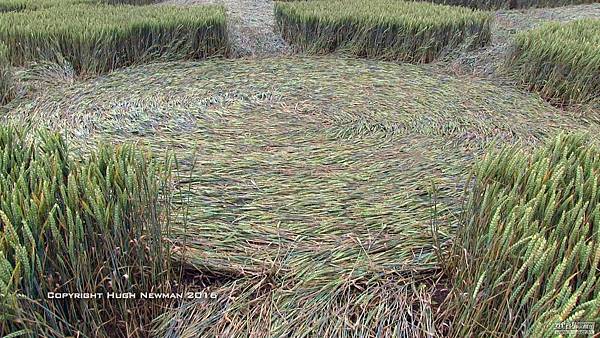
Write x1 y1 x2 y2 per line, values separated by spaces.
0 0 159 12
0 0 94 12
0 125 176 337
274 0 492 63
0 42 11 104
507 19 600 106
444 133 600 336
0 4 228 74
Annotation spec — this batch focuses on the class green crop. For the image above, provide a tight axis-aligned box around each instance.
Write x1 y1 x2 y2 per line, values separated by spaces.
0 0 159 12
274 0 492 62
0 0 92 12
0 0 108 12
443 133 600 336
0 42 11 104
0 125 178 337
275 0 600 13
0 4 229 75
507 19 600 106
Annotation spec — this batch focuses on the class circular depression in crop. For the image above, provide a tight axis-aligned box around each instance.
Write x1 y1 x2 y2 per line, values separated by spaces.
7 56 596 244
8 55 596 269
4 56 599 335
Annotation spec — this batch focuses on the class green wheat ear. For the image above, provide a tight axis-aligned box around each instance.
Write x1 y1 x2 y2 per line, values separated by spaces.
0 124 175 336
445 133 600 336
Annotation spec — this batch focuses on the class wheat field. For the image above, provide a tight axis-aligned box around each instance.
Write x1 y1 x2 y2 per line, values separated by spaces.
0 0 599 337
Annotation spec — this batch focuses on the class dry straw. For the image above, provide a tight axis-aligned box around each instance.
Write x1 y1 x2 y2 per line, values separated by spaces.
274 0 492 63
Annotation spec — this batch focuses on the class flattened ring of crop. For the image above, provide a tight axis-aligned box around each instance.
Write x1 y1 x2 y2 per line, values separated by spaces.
5 56 599 336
